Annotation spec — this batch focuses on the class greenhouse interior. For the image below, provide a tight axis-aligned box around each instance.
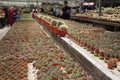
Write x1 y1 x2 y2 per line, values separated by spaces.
0 0 120 80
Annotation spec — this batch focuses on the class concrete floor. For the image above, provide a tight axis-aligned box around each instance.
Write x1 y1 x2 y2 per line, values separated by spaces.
0 26 11 40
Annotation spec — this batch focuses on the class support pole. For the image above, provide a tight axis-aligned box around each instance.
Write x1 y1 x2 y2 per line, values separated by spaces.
37 0 38 8
8 0 9 6
98 0 101 16
27 0 29 6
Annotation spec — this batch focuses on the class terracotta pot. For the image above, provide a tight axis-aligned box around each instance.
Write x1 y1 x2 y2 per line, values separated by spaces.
104 56 110 63
61 73 67 77
39 18 43 23
53 63 59 66
117 57 120 62
107 58 115 69
67 71 72 74
86 44 91 50
58 29 67 37
83 42 87 48
78 39 81 44
42 19 46 24
33 64 40 70
52 77 59 80
45 21 50 27
80 41 84 47
99 52 104 59
52 26 59 35
90 46 95 52
19 75 28 79
46 22 51 28
108 63 114 69
48 25 52 31
94 50 100 56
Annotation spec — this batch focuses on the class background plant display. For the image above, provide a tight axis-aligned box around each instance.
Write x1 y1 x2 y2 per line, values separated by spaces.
0 20 93 79
23 7 31 13
75 6 120 22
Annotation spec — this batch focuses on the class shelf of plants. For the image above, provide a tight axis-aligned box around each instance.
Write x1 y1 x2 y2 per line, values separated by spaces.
71 15 120 27
0 19 94 80
71 6 120 31
73 6 120 23
34 13 120 80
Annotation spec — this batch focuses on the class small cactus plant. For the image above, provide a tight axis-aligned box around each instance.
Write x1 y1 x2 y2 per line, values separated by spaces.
51 20 58 26
58 21 64 27
43 16 47 20
48 18 53 22
46 17 50 21
59 25 68 31
107 58 115 69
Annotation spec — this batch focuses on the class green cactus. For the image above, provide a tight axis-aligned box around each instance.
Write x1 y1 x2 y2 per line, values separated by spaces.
51 20 58 26
46 17 50 21
71 74 77 79
58 21 64 27
48 18 53 22
46 76 52 80
59 75 64 80
59 25 68 31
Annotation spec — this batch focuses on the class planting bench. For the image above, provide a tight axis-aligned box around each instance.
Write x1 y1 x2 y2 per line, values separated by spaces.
35 15 120 80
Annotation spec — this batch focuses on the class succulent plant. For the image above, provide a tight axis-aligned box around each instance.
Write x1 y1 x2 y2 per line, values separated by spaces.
0 17 95 80
107 58 115 69
71 74 77 79
46 76 52 80
58 21 64 27
59 75 64 80
51 19 58 26
59 25 68 31
48 18 53 22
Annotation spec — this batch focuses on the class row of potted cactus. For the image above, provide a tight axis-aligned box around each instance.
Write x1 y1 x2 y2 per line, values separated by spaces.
35 14 120 70
0 59 28 80
35 14 68 37
58 20 120 70
0 19 94 79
